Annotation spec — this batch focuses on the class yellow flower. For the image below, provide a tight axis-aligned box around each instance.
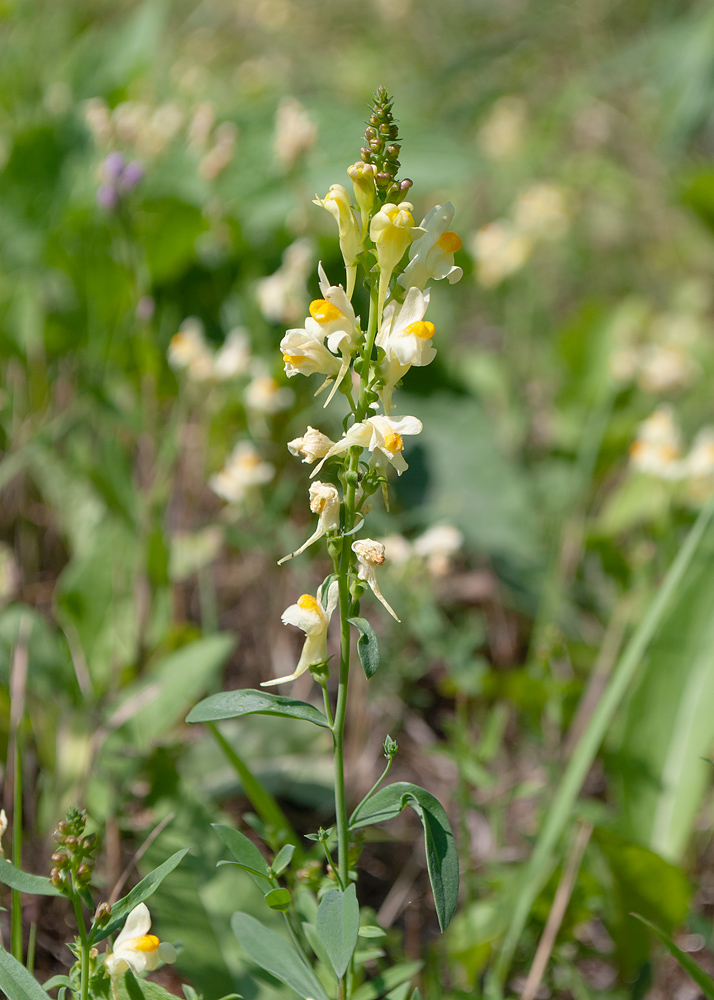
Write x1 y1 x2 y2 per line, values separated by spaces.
310 414 423 478
369 201 421 324
314 185 362 299
105 903 176 979
347 161 377 234
262 581 339 687
278 482 341 564
376 287 435 413
399 203 463 291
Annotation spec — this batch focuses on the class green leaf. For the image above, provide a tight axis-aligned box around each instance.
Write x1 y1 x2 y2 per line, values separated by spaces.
265 887 291 912
272 844 296 875
231 912 329 1000
350 782 459 931
42 977 73 991
212 824 269 889
632 914 714 1000
351 961 422 1000
0 947 53 1000
316 884 360 979
89 848 189 945
0 858 61 897
347 618 380 679
187 689 330 729
115 969 187 1000
358 925 386 939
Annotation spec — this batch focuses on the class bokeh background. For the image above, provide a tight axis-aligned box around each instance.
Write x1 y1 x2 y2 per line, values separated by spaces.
4 1 714 998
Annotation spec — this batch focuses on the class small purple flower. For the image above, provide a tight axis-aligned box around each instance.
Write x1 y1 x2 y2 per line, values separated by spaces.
102 151 126 181
96 183 119 211
120 161 145 191
96 152 144 211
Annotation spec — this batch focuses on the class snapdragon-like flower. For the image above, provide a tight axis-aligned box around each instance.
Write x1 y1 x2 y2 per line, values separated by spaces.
168 319 215 382
347 161 377 234
210 442 275 504
629 406 684 480
105 903 176 979
377 287 435 412
278 482 341 564
310 415 423 478
370 201 421 323
287 426 335 464
399 203 463 291
281 324 341 381
262 581 339 687
352 539 399 621
314 185 362 299
310 263 361 404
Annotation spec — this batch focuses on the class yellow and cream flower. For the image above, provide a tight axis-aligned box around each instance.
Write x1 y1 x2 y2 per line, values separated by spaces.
278 482 341 564
399 203 463 291
105 903 176 979
287 427 335 464
347 161 377 234
314 184 362 299
311 415 423 478
377 287 435 413
310 263 362 405
370 201 421 323
280 324 342 381
629 407 684 480
352 538 399 621
210 442 275 504
168 319 215 382
262 580 339 687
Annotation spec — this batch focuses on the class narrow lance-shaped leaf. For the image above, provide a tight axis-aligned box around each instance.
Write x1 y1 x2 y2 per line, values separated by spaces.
316 884 360 979
350 782 458 931
347 618 380 679
89 848 189 945
213 824 270 889
0 858 62 897
187 689 330 728
632 914 714 1000
231 912 330 1000
0 947 54 1000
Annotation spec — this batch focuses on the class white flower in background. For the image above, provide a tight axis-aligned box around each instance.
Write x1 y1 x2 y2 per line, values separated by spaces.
684 428 714 480
352 538 400 621
370 201 421 322
637 344 698 395
470 221 532 288
381 534 414 568
478 96 526 161
287 426 335 464
256 238 313 325
311 414 423 478
314 185 362 299
187 101 216 151
199 122 238 181
377 286 435 413
245 371 294 414
413 523 464 576
511 183 570 241
168 319 215 382
210 442 275 504
0 809 7 858
105 903 176 979
629 406 684 480
273 96 318 170
399 203 463 291
262 581 339 686
278 482 341 564
213 328 252 380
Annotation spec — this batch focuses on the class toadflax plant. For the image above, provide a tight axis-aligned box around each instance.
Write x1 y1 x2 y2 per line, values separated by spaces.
188 87 464 1000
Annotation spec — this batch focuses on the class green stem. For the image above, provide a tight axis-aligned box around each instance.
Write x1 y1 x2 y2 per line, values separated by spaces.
348 757 392 826
486 490 714 998
321 840 344 890
319 680 334 727
72 893 90 1000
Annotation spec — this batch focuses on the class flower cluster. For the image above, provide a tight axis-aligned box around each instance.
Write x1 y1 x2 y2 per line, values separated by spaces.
263 87 463 687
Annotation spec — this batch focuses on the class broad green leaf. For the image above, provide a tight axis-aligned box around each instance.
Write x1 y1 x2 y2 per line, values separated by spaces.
109 634 235 751
316 884 359 979
213 824 270 889
187 689 330 729
615 535 714 862
350 782 459 931
633 914 714 999
351 961 422 1000
347 618 380 679
0 947 53 1000
89 849 189 945
231 912 329 1000
272 844 296 875
0 858 61 896
115 969 185 1000
265 887 291 912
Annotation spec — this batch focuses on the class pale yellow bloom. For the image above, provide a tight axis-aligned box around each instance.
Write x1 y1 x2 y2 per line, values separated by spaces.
262 581 339 686
511 183 570 241
210 442 275 504
629 407 684 480
256 239 313 325
105 904 176 979
352 539 399 621
287 427 335 464
278 482 341 564
370 201 421 323
168 320 215 382
399 203 463 291
311 415 423 478
273 96 318 170
637 344 697 395
377 287 435 413
314 184 362 298
471 221 532 288
347 161 377 234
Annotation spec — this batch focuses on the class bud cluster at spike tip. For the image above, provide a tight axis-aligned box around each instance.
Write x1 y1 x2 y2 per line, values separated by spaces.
50 807 98 894
360 86 413 204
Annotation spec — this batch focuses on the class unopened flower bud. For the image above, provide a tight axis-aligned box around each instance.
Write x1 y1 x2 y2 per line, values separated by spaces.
360 147 371 162
94 902 112 923
365 126 377 140
384 735 399 758
386 144 400 159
